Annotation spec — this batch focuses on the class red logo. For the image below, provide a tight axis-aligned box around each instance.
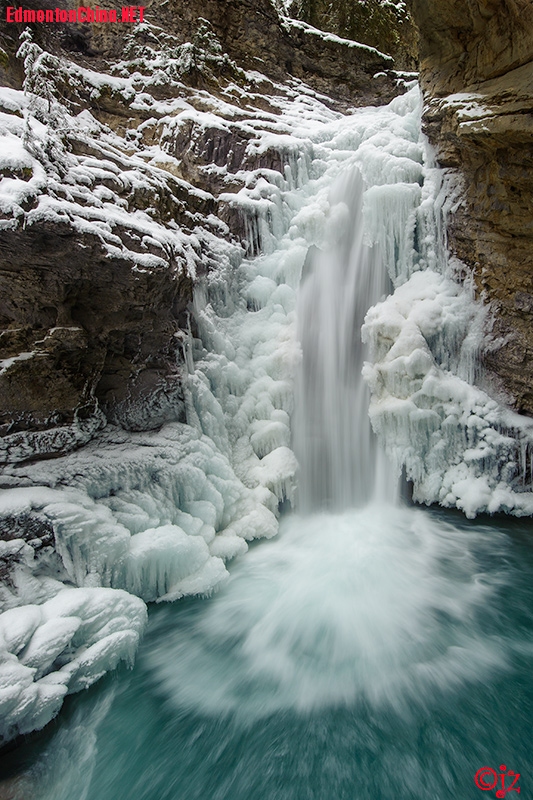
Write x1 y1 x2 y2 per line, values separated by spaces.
475 765 520 797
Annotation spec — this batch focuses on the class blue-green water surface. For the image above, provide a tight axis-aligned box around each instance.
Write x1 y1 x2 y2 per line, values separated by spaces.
1 507 532 800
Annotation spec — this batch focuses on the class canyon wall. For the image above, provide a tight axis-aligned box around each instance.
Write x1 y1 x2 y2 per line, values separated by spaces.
288 0 418 70
0 0 407 465
411 0 533 413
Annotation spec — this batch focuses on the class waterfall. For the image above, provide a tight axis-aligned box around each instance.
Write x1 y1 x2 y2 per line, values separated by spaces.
294 167 396 511
5 89 528 800
143 98 506 724
2 86 522 754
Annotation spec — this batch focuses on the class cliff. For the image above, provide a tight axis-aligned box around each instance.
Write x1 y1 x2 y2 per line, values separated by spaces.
411 0 533 414
0 0 408 465
288 0 419 70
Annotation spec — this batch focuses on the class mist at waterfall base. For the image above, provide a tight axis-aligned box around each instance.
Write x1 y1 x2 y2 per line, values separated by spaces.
2 90 533 800
6 512 533 800
149 171 510 724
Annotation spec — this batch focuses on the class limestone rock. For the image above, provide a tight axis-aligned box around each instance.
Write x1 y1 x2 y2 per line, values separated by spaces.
0 0 411 464
411 0 533 413
412 0 533 96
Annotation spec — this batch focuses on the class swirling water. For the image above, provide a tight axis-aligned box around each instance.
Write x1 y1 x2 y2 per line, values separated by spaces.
1 507 533 800
1 87 533 800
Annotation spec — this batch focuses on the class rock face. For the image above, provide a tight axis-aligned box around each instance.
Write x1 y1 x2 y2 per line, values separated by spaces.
288 0 419 70
0 0 409 465
411 0 533 413
144 0 401 105
0 217 193 436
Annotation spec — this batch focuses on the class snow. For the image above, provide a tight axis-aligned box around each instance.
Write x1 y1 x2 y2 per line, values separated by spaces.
0 351 38 375
1 22 533 742
0 87 216 286
280 16 394 63
435 92 491 120
0 133 34 172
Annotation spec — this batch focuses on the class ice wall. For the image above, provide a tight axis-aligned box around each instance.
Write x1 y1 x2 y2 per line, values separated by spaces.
362 173 533 517
0 82 431 741
2 78 532 743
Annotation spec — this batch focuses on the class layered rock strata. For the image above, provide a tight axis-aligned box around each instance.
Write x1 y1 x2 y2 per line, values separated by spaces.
411 0 533 413
0 0 409 464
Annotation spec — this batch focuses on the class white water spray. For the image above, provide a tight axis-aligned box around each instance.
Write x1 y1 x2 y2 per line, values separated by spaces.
148 92 508 718
294 167 395 511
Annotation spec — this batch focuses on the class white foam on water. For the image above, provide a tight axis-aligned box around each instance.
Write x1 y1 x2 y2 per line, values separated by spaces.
2 78 532 744
149 504 507 719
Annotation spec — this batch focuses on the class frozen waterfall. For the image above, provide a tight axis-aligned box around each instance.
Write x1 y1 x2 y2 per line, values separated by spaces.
2 82 533 746
144 89 511 723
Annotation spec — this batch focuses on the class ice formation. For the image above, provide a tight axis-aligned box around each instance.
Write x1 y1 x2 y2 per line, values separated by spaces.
363 270 533 517
1 27 533 741
0 586 146 743
361 189 533 517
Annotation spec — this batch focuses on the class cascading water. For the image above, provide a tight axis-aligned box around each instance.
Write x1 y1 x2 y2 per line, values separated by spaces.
294 167 395 511
138 95 509 721
3 88 532 800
